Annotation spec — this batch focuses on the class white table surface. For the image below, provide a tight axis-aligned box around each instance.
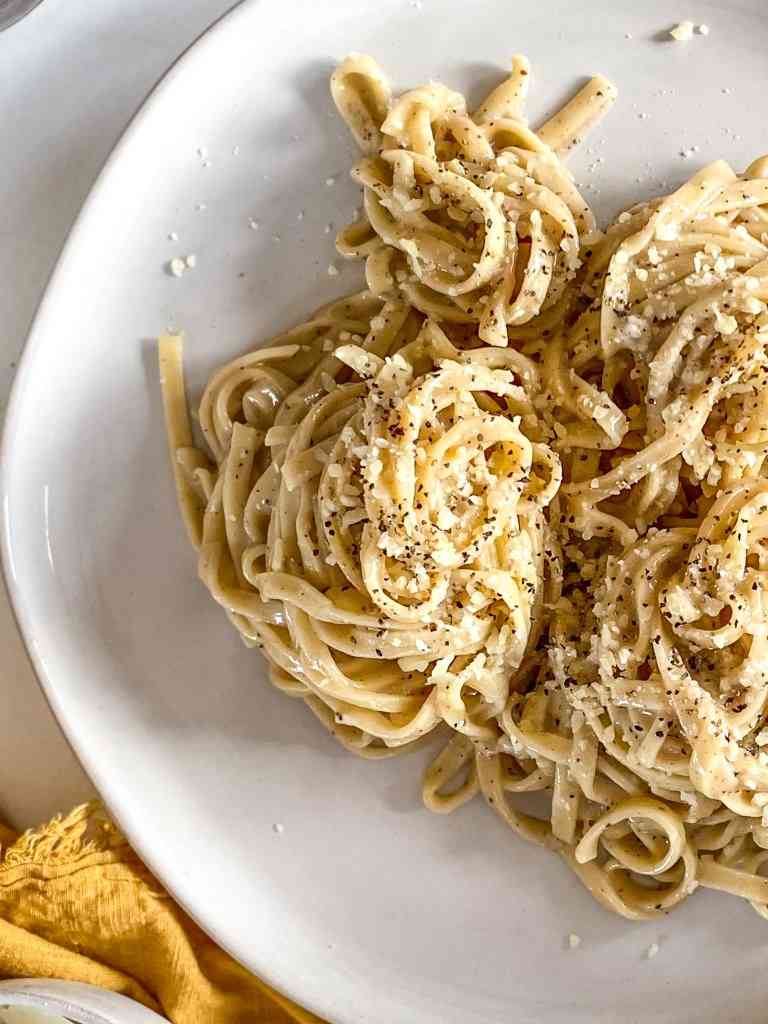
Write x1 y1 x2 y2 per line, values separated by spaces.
0 0 238 830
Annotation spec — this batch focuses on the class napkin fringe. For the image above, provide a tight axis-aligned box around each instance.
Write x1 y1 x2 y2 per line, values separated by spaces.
0 802 321 1023
1 801 125 868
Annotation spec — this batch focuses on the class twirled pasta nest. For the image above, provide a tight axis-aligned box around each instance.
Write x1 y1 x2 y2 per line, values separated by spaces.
331 54 615 346
561 157 768 546
162 296 560 756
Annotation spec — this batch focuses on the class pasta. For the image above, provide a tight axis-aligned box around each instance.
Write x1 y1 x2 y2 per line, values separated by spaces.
160 54 768 921
331 52 615 347
160 296 561 759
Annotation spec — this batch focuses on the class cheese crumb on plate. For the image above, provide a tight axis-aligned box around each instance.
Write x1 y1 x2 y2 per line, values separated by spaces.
669 20 694 41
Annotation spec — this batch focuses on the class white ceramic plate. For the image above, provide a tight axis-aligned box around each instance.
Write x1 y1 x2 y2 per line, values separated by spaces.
5 2 768 1021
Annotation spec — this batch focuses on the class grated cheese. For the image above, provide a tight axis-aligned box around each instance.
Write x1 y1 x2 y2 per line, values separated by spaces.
669 20 694 41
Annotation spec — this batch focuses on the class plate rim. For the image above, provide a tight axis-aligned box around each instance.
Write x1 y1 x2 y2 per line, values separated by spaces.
8 4 768 1022
0 0 322 1018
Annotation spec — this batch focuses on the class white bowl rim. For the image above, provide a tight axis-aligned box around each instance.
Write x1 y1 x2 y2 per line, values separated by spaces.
0 979 168 1023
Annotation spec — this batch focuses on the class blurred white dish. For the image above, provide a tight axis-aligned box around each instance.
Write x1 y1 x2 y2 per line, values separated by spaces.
0 980 166 1023
4 1 768 1022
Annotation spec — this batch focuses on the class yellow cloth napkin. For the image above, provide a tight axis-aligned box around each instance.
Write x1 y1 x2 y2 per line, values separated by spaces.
0 803 324 1024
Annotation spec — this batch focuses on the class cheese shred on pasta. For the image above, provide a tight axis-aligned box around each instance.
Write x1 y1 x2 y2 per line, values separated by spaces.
160 55 768 920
